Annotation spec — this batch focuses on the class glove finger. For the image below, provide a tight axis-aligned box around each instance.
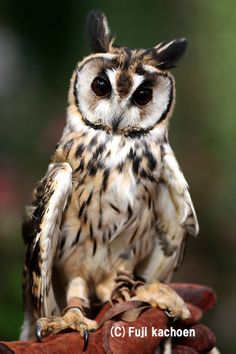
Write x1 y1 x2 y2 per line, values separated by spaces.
173 323 216 352
170 283 216 312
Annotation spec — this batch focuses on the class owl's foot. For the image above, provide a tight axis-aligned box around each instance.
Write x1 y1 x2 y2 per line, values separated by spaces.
111 270 144 303
132 281 190 321
35 307 98 351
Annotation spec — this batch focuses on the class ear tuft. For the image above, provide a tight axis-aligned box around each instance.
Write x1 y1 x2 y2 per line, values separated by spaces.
154 38 187 69
86 10 113 53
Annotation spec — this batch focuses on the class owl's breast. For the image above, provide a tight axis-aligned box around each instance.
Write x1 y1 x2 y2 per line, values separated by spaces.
54 129 161 280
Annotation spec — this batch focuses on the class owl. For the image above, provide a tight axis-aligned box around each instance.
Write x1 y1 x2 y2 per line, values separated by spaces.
20 10 199 350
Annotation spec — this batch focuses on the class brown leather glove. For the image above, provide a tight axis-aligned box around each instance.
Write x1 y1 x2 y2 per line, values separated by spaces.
0 283 217 354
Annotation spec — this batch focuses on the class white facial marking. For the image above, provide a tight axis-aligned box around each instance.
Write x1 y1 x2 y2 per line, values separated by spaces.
106 68 118 95
106 69 144 99
71 56 173 132
139 75 172 129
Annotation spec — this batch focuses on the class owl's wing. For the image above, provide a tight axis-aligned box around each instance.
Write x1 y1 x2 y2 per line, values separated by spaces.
22 162 72 318
140 143 199 282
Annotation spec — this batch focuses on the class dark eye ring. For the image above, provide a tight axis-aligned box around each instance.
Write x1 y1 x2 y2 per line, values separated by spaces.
132 87 152 106
91 77 111 97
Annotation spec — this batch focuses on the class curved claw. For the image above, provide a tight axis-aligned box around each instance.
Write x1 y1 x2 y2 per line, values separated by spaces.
83 329 89 352
35 325 42 342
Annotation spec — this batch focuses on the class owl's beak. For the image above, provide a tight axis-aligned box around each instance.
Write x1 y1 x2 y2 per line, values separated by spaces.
112 116 123 131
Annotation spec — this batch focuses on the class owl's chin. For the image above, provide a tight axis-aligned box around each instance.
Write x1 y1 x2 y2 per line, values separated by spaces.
68 109 167 138
81 116 164 138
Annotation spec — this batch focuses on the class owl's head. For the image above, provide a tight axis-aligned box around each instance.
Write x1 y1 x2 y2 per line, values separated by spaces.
68 11 187 136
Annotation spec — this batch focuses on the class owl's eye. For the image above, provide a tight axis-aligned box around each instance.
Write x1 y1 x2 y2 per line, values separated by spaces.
91 77 111 97
132 87 153 106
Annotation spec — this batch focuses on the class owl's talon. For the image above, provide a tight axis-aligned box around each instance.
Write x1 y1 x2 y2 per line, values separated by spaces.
165 310 178 320
35 308 98 351
83 329 89 352
35 325 42 342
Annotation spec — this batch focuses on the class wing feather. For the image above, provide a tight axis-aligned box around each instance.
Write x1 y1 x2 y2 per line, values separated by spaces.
139 143 199 282
23 162 72 318
157 143 199 278
161 143 199 237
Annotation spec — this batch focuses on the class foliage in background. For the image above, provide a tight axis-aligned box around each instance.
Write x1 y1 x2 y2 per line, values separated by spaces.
0 1 235 352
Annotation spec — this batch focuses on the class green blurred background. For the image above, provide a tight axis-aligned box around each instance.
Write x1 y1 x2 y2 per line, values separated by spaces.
0 0 235 352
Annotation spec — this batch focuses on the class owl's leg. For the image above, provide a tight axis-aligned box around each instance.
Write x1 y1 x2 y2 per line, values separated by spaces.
36 277 97 351
131 281 190 320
